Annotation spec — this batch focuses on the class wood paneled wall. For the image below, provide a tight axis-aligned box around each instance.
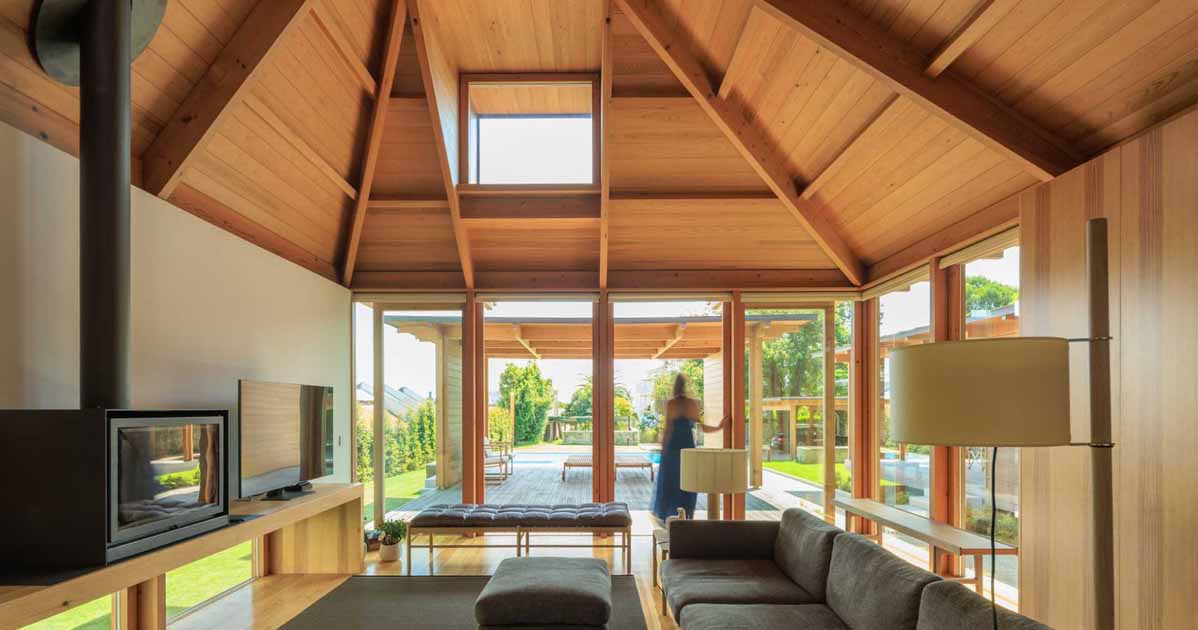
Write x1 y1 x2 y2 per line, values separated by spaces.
1020 106 1197 629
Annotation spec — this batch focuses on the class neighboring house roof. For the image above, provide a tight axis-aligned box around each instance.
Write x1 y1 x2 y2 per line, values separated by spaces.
356 382 426 418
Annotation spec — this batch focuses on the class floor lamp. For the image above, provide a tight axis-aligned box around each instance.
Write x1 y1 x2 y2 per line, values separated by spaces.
889 218 1114 630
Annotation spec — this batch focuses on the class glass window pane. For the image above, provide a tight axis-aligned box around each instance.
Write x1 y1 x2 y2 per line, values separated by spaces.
613 300 722 523
165 541 252 621
478 116 593 184
878 279 932 518
23 596 110 630
963 245 1021 603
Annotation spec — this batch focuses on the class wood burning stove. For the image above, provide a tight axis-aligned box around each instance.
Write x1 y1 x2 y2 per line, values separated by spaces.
0 409 229 570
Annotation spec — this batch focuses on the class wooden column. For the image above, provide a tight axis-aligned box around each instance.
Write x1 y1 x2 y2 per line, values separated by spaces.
749 323 764 487
592 297 615 503
930 260 965 575
112 574 164 630
436 328 450 489
721 296 746 520
371 306 384 525
473 299 487 501
823 304 836 519
850 300 879 536
461 294 479 504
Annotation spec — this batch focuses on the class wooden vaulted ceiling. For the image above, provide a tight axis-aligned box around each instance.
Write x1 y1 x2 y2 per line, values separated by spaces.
2 0 1197 290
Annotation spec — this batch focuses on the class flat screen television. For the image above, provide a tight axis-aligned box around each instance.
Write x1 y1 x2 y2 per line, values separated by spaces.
238 380 334 498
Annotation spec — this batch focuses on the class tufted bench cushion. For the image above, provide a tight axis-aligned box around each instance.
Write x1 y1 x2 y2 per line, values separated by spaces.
411 502 632 529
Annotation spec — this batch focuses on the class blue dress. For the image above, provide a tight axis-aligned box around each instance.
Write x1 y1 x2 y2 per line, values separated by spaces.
651 416 697 520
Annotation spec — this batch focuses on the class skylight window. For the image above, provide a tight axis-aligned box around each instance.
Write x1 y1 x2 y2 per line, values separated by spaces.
476 115 593 184
463 76 599 186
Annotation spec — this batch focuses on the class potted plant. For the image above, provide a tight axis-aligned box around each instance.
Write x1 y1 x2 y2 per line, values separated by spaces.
378 519 407 563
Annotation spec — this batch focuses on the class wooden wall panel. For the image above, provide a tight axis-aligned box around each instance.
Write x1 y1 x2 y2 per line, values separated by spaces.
422 0 603 73
443 337 464 487
610 8 687 96
608 97 769 193
1015 108 1198 629
1109 108 1198 630
608 197 834 270
468 222 599 272
845 0 983 58
356 207 462 272
372 97 447 197
317 0 389 74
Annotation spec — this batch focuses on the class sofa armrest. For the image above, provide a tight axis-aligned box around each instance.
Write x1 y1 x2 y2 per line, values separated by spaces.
668 519 779 560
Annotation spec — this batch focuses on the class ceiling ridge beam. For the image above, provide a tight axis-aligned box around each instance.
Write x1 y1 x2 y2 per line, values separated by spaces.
240 93 357 200
310 2 379 95
600 2 614 289
925 0 1019 78
614 0 866 285
143 0 316 198
341 0 407 286
753 0 1080 181
407 0 476 288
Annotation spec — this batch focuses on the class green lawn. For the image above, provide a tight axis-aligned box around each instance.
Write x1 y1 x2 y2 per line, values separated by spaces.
25 542 252 630
764 460 847 485
362 469 428 521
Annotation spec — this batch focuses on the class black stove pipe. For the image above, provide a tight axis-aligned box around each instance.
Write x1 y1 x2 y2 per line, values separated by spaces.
79 0 132 410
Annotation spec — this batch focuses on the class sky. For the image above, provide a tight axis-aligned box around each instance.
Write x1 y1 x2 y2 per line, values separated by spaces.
879 245 1019 336
478 116 593 184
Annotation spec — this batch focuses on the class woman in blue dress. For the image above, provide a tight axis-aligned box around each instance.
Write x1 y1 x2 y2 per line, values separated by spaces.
651 374 729 521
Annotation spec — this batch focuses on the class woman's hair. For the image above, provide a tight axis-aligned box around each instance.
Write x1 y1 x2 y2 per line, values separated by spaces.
673 373 687 399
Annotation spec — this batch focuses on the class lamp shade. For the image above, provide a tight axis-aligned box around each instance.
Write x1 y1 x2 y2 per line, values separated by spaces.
680 448 749 493
890 337 1072 447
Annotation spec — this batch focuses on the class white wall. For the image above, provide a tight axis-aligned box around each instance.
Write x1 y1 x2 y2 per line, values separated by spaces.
0 121 352 491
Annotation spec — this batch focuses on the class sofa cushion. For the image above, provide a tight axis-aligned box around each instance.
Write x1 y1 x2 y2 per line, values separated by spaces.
773 508 842 599
661 558 818 618
680 603 850 630
668 519 780 560
918 581 1052 630
826 534 940 630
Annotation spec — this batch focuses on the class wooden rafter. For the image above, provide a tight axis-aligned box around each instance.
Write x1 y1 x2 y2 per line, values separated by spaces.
311 2 379 95
513 325 541 359
925 0 1019 78
753 0 1079 181
340 0 406 285
143 0 316 197
407 0 476 288
240 93 357 200
615 0 866 286
652 323 686 359
599 1 614 289
800 95 901 200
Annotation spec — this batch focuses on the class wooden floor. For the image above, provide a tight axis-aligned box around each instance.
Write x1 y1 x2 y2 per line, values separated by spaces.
172 533 676 630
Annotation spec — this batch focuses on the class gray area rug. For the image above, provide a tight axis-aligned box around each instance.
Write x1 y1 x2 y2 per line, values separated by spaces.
282 575 648 630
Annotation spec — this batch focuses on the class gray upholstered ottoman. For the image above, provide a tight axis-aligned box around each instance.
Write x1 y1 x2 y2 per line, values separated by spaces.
475 557 612 629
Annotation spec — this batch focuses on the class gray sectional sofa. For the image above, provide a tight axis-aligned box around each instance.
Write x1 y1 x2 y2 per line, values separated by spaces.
661 508 1050 629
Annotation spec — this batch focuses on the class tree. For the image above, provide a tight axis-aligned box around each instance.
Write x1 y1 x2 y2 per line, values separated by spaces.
965 276 1018 312
564 376 632 419
498 363 556 444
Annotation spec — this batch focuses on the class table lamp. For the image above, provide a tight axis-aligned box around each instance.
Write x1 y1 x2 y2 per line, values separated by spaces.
890 218 1114 630
680 448 748 520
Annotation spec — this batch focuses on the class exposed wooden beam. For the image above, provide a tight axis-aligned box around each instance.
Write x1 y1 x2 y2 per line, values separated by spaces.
653 323 686 359
865 194 1020 286
615 0 866 286
407 0 475 288
925 0 1019 78
460 196 601 220
351 268 852 291
458 184 603 196
311 2 379 95
513 325 541 360
753 0 1079 181
143 0 315 197
367 196 451 209
599 2 614 289
241 93 357 200
340 0 406 286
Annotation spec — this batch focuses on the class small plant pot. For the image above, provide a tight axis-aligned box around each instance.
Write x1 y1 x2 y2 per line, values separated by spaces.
379 541 400 563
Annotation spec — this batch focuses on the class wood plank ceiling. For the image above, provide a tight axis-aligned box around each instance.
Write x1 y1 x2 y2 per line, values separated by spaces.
1 0 1196 289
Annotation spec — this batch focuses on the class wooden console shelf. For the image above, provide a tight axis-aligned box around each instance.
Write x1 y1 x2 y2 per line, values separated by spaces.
0 483 363 630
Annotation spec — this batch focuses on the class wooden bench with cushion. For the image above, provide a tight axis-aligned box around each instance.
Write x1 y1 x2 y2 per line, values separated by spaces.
407 502 632 575
562 455 654 480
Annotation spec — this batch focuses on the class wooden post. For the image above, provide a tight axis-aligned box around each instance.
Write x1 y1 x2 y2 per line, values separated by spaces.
787 405 797 460
730 294 746 519
850 300 879 536
930 259 965 575
436 328 449 489
461 294 478 504
181 424 193 461
749 324 764 487
112 575 164 630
